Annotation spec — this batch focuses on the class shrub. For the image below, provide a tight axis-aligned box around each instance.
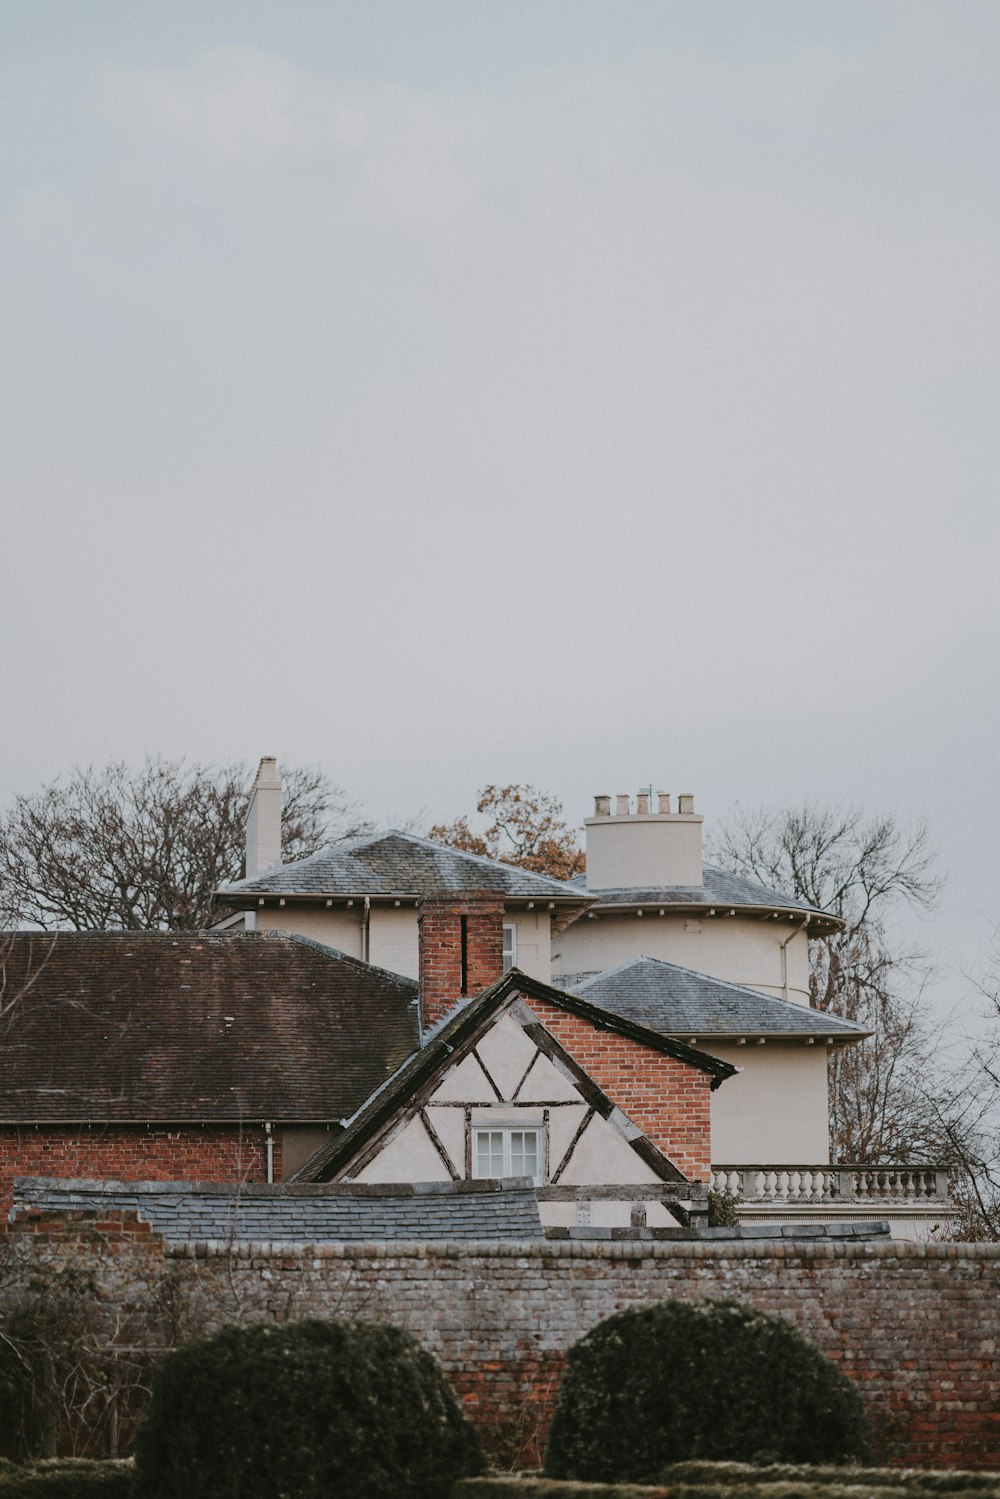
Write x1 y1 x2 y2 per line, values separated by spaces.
133 1319 483 1499
706 1189 741 1228
544 1298 873 1481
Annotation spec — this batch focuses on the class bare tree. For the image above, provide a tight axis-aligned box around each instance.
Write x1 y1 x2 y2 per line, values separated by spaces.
0 758 370 932
429 785 584 881
935 949 1000 1239
708 803 954 1166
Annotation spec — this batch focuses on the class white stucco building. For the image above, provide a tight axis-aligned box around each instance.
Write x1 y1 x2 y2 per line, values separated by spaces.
211 761 952 1238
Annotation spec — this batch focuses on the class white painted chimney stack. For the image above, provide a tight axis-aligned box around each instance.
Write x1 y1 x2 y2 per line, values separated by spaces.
245 756 283 878
584 786 703 891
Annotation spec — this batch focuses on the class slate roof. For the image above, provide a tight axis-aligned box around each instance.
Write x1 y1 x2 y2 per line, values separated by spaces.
12 1177 543 1243
0 932 418 1122
294 968 736 1184
217 831 591 914
569 957 869 1040
571 864 840 931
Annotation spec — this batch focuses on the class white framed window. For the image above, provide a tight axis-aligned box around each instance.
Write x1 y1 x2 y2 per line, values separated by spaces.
502 923 517 972
473 1126 543 1185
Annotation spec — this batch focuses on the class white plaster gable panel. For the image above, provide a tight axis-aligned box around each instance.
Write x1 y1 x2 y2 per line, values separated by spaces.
353 1114 448 1184
424 1106 465 1172
547 1103 590 1167
429 1051 498 1104
557 1112 661 1185
475 1012 539 1100
513 1048 580 1103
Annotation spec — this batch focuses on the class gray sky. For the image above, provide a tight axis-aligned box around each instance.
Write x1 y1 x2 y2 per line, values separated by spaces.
2 2 999 1016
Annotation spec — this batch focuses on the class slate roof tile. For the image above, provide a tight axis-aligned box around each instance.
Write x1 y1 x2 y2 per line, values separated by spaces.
568 956 868 1039
217 831 589 904
570 864 837 928
13 1177 543 1244
0 931 419 1122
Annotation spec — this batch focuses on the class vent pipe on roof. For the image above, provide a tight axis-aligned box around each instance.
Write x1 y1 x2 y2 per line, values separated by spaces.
245 757 283 879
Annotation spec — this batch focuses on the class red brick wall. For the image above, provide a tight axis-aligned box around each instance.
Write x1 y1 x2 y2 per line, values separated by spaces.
0 1125 279 1216
5 1222 999 1471
525 997 713 1181
418 892 505 1031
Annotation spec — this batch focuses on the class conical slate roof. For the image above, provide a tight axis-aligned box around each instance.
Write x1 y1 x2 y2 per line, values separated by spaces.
570 863 838 931
569 956 868 1041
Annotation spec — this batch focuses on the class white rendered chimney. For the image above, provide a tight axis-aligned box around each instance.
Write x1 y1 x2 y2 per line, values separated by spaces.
245 757 283 878
584 788 703 891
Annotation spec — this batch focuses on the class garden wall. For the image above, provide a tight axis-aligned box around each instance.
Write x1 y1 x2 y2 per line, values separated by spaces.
3 1210 999 1471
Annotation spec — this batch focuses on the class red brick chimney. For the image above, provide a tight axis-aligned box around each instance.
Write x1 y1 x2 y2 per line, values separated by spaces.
418 891 506 1034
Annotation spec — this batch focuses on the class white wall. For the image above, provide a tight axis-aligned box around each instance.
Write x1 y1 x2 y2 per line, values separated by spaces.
708 1042 831 1163
584 812 703 889
504 910 551 982
255 906 365 957
554 912 812 1003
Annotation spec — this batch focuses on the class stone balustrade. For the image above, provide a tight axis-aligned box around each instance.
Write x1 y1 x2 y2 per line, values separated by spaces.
711 1163 951 1205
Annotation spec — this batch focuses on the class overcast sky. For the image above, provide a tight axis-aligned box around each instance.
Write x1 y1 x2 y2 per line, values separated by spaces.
2 2 999 1016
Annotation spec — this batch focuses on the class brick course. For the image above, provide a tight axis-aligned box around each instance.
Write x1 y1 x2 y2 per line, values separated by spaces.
6 1216 996 1472
525 996 713 1180
0 1125 277 1216
419 893 506 1030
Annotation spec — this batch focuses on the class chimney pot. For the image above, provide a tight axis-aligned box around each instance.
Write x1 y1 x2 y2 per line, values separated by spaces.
678 793 695 814
594 795 611 817
615 794 630 817
636 792 650 815
657 792 672 814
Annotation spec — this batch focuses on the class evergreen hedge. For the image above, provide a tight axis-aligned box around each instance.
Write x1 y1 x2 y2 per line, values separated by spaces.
133 1318 484 1499
544 1299 873 1482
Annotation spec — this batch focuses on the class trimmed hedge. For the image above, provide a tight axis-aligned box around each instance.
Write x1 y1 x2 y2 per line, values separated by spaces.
661 1464 1000 1494
134 1318 484 1499
544 1299 873 1481
455 1473 1000 1499
0 1459 133 1496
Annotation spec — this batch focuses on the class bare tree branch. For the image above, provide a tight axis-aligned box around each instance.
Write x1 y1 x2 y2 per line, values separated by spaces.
708 802 954 1169
0 758 370 932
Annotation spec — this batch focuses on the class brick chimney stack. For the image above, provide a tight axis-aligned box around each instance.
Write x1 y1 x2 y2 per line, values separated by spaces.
418 892 506 1035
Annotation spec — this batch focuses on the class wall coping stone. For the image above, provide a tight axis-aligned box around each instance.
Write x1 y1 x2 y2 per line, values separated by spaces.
159 1236 1000 1261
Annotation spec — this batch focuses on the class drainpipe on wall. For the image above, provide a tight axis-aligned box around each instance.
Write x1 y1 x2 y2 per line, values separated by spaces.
361 895 371 963
779 918 810 1003
264 1121 274 1184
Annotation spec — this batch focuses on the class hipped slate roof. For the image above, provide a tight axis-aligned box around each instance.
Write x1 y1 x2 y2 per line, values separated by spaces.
573 864 840 932
569 957 869 1041
12 1177 543 1244
216 831 590 926
0 932 418 1122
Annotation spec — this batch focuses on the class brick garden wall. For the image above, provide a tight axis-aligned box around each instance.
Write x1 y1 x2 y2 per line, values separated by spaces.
0 1126 277 1215
527 996 714 1180
4 1213 998 1471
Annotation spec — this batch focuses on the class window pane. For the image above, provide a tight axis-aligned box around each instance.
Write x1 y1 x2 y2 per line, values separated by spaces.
510 1130 539 1182
475 1130 505 1178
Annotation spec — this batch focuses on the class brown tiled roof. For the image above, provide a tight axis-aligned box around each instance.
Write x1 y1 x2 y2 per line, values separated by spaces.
0 932 418 1123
